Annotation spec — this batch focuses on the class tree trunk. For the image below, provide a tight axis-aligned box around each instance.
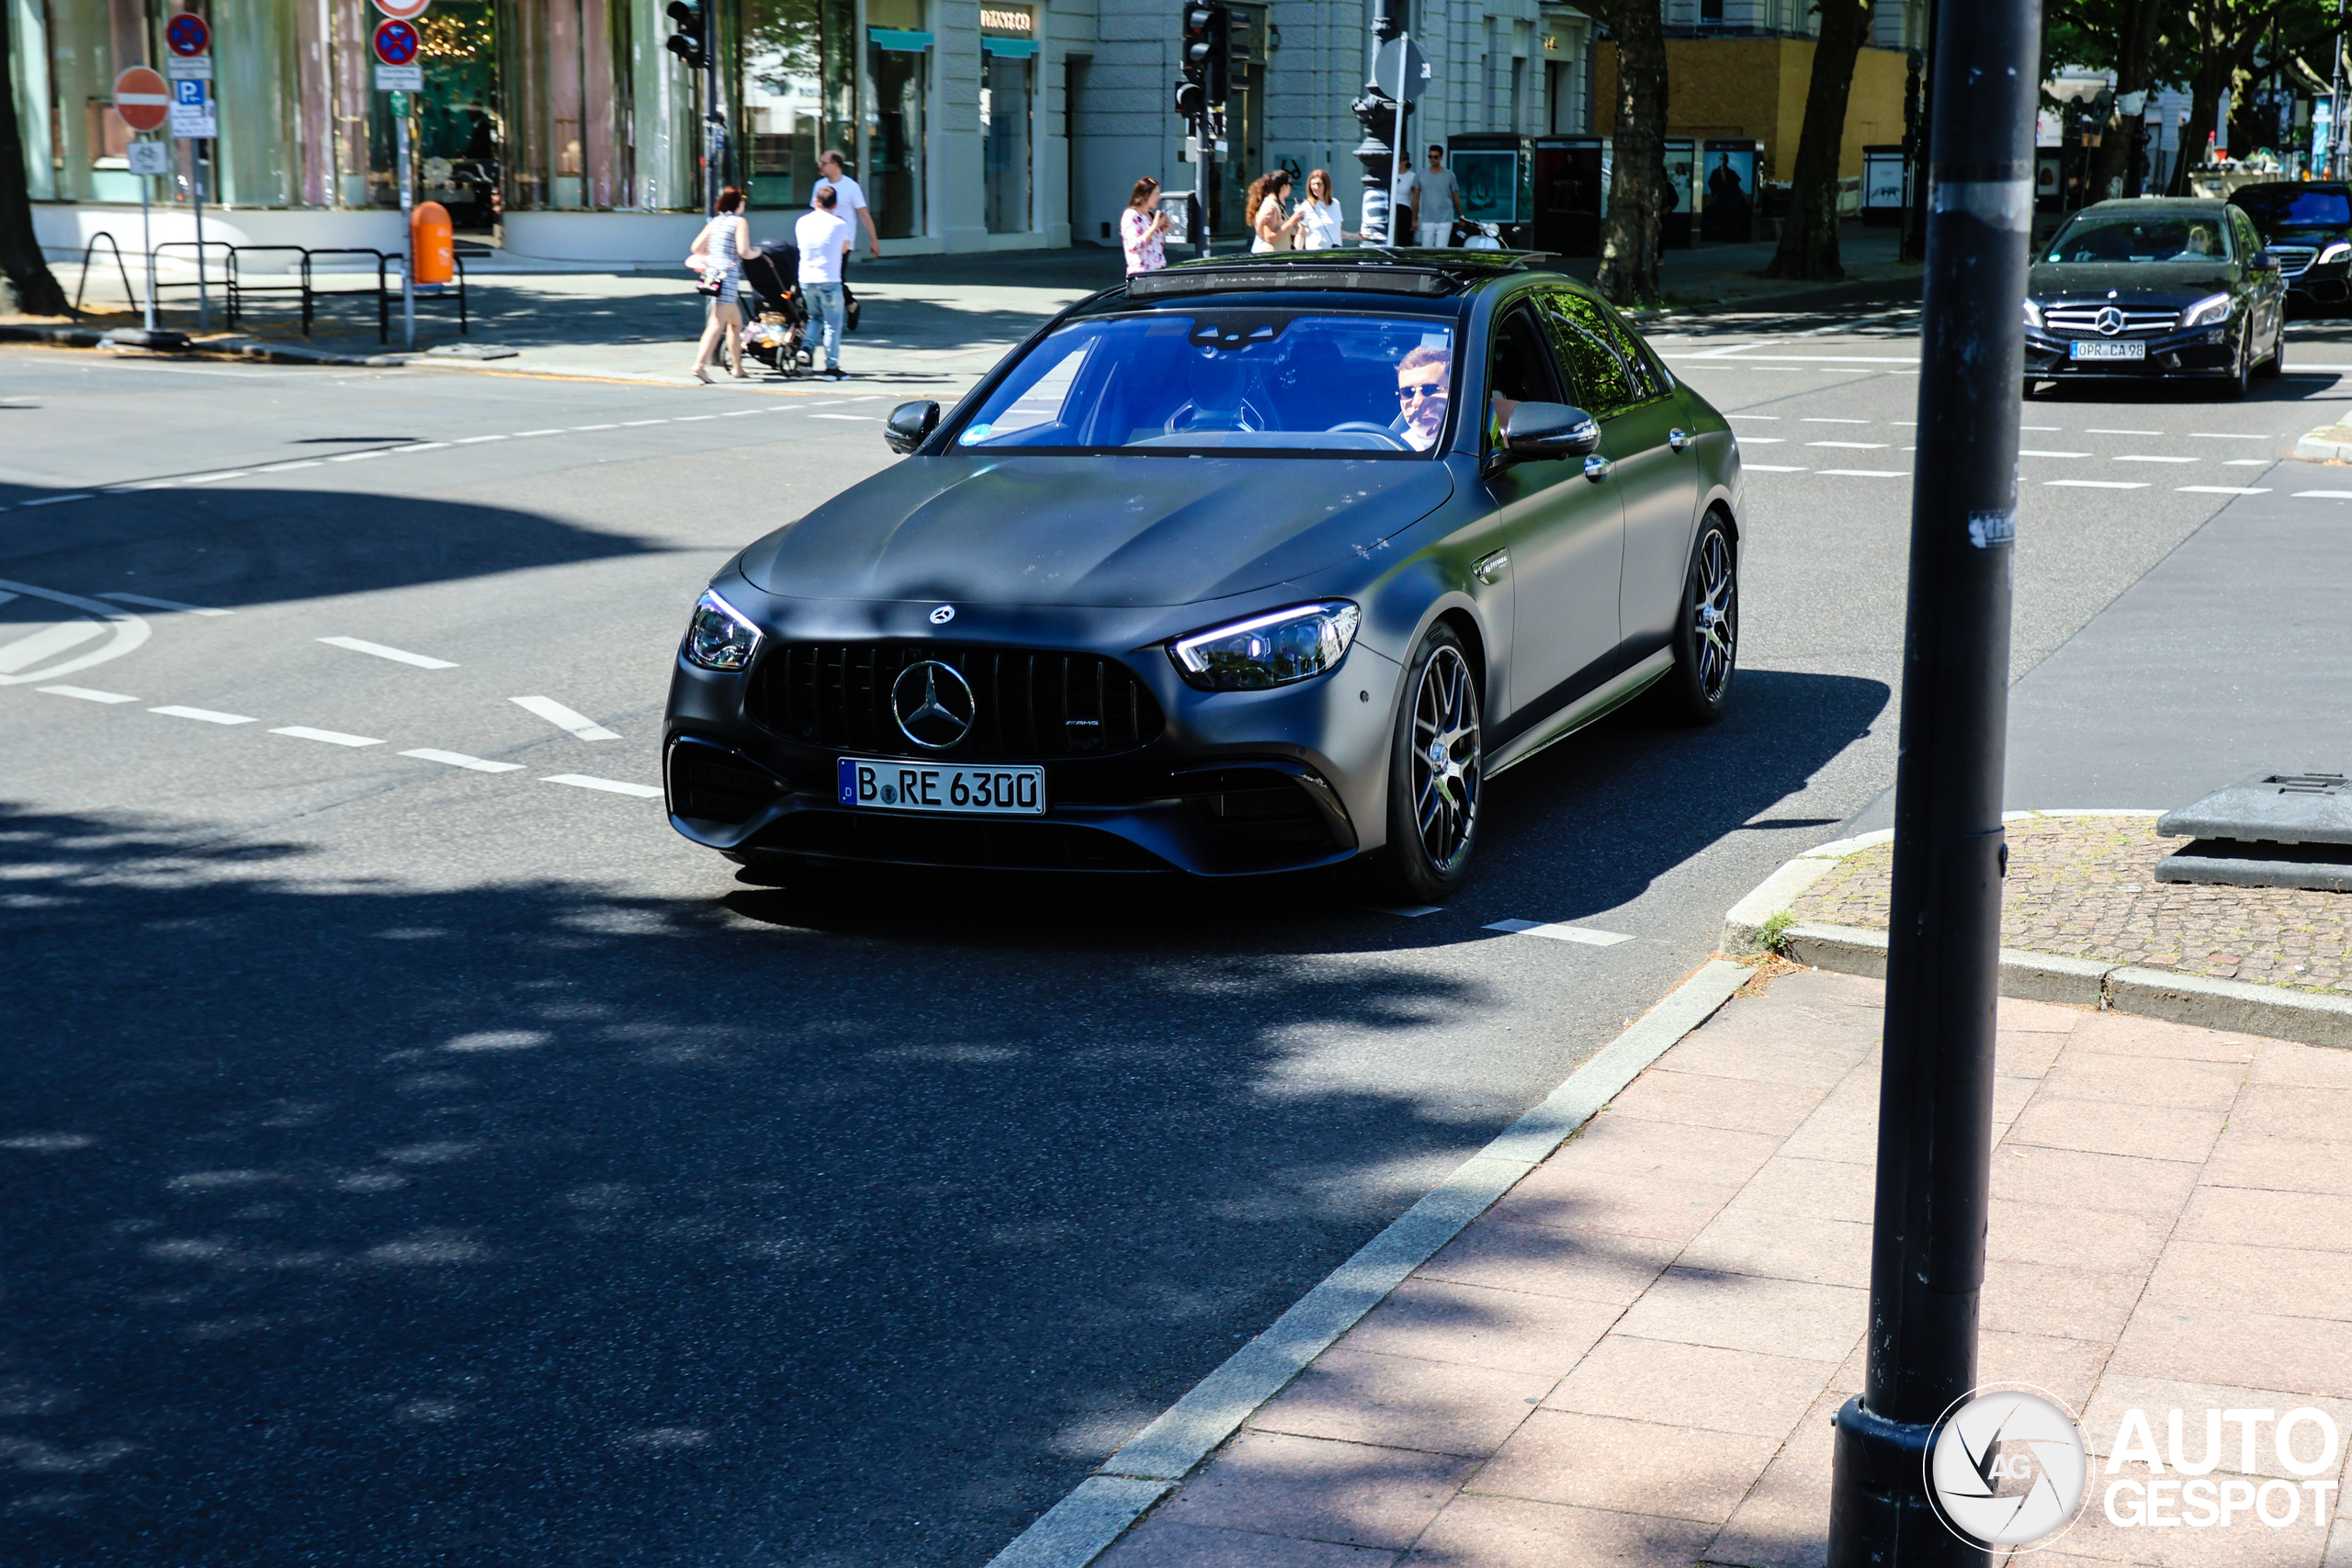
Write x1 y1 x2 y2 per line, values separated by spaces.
1764 0 1872 280
0 0 68 317
2176 49 2231 192
2087 0 2163 199
1591 1 1668 306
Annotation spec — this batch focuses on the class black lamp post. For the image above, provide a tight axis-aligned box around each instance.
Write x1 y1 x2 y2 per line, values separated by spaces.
1351 0 1406 245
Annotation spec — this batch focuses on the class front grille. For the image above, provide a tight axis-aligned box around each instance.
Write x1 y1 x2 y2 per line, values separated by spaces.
2271 244 2319 278
2042 304 2179 337
668 742 785 826
748 643 1167 761
756 811 1171 872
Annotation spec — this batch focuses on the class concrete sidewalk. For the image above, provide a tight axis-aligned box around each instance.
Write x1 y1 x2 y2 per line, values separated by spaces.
1091 967 2352 1567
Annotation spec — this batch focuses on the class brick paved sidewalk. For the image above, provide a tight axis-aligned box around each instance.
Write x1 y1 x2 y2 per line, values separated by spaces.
1096 969 2352 1567
1790 815 2352 998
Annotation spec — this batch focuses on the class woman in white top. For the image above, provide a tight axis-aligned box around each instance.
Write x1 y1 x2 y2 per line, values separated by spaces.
1121 176 1172 274
1248 170 1306 254
1295 168 1351 251
687 185 753 383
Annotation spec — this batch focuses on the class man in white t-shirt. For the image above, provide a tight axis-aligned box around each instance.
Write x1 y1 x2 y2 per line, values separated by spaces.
812 150 883 260
796 186 856 378
1414 147 1459 248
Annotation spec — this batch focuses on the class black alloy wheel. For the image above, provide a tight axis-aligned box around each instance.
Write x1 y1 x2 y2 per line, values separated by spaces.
2220 328 2253 400
1656 513 1738 725
2258 323 2285 378
1378 622 1483 903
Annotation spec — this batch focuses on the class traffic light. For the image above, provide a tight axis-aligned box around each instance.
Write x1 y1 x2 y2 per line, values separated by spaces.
666 0 707 70
1178 3 1229 121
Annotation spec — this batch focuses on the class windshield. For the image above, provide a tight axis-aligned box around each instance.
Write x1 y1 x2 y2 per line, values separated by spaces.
2233 187 2352 231
952 311 1457 456
2044 212 2235 265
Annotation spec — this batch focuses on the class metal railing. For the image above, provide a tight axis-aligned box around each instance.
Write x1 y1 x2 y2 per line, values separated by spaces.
99 240 471 347
66 232 139 322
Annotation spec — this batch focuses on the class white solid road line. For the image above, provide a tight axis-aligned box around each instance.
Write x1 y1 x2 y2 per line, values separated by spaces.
184 471 250 483
1739 437 1786 444
514 429 563 437
1801 417 1869 423
721 409 766 416
318 636 458 669
37 685 138 703
2018 449 2091 458
1819 468 1907 478
1804 441 1886 449
401 748 526 773
150 705 255 725
454 434 507 445
571 423 619 431
1485 919 1635 947
2085 427 2161 435
2189 433 2267 440
511 694 620 740
2047 479 2148 489
542 773 662 798
400 442 451 452
99 592 232 615
257 460 322 473
2115 456 2199 464
0 620 109 673
1744 464 1806 472
621 419 668 427
2177 486 2270 496
270 726 382 747
328 451 386 462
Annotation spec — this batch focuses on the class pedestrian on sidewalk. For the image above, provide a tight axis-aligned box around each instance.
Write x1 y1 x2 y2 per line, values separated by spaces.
812 151 884 262
1296 168 1353 250
1414 146 1459 248
687 186 752 384
1249 170 1306 254
1122 177 1173 275
796 186 855 380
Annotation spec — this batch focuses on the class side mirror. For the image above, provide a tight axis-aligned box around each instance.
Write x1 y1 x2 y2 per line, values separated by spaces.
1487 400 1601 473
2253 248 2281 272
885 400 940 455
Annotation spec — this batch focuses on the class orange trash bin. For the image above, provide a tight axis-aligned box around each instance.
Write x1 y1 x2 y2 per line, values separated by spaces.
412 201 454 286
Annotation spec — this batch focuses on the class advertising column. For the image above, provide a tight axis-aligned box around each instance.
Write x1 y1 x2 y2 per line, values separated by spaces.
980 5 1036 233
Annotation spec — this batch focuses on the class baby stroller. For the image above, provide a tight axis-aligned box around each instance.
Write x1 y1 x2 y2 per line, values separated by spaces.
738 240 814 376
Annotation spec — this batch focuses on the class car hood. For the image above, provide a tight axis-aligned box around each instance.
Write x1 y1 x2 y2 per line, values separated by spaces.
2030 262 2238 301
736 455 1455 608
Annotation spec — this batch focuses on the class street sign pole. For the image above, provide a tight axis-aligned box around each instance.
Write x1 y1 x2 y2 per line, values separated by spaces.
396 96 416 350
1388 36 1410 247
193 141 209 332
1824 2 2039 1563
140 153 155 332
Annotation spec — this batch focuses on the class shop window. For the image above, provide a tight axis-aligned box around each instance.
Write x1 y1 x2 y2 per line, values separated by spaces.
981 5 1035 233
863 0 928 239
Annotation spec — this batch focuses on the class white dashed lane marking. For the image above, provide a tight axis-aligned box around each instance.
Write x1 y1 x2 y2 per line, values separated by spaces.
2115 456 2199 464
2177 486 2270 496
2047 479 2148 490
543 774 662 798
1486 919 1635 947
401 748 526 773
2018 449 2091 458
270 726 382 748
1818 468 1906 478
150 705 255 725
511 694 619 740
38 685 138 703
2294 490 2352 499
318 636 458 670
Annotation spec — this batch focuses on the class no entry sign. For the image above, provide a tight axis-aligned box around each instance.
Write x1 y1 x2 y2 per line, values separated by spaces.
164 13 210 56
373 17 421 65
113 66 171 132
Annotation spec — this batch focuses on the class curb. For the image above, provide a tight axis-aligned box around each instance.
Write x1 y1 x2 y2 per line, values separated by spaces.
2 321 408 367
984 957 1756 1568
1726 815 2352 1049
2294 424 2352 462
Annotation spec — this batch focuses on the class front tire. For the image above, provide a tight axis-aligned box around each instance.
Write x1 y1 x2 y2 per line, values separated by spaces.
2257 325 2284 378
1374 623 1483 904
2219 330 2253 399
1654 513 1739 725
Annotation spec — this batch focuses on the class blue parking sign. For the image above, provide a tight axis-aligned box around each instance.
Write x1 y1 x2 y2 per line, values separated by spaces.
169 75 216 139
173 79 204 107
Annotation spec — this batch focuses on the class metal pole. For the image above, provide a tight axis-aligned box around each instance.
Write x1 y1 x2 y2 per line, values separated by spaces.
193 139 209 331
397 105 415 349
1387 34 1410 248
1825 0 2039 1562
140 147 155 333
704 0 719 216
1194 107 1210 258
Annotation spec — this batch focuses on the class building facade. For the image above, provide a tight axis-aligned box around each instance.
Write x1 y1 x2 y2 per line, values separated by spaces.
18 0 1832 265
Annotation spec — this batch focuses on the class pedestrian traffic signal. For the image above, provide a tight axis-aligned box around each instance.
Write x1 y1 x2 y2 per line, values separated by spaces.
665 0 707 70
1179 3 1229 118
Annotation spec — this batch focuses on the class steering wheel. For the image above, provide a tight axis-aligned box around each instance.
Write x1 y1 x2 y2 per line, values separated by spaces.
1166 399 1269 435
1327 421 1413 450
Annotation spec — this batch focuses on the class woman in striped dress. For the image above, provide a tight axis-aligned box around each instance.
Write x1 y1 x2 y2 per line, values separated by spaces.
690 186 753 383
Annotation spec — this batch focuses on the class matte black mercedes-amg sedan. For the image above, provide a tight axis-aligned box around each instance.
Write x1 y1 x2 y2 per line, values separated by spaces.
2023 197 2287 397
663 251 1743 901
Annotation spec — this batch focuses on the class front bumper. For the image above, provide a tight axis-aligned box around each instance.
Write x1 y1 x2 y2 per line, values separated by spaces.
662 593 1403 878
2288 258 2352 304
2023 322 2241 380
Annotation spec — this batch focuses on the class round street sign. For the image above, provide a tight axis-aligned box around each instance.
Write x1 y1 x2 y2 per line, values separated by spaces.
164 13 210 56
1374 37 1431 103
113 66 171 132
373 17 422 65
373 0 432 18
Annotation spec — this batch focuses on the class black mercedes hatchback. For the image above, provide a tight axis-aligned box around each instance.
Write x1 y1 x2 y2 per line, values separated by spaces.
2229 181 2352 309
2023 197 2287 397
663 251 1744 901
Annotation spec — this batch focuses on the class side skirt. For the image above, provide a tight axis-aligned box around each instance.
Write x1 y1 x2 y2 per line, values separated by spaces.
1485 647 1674 778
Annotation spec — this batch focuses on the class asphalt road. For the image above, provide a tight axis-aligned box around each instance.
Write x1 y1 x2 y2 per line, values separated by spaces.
0 313 2337 1566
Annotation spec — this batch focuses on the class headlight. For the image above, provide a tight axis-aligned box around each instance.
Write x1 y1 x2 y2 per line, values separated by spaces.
682 590 762 671
2322 242 2352 265
2021 299 2043 330
1169 601 1361 691
2179 293 2233 330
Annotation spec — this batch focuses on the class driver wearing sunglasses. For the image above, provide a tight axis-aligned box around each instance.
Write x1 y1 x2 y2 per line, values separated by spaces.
1393 346 1451 451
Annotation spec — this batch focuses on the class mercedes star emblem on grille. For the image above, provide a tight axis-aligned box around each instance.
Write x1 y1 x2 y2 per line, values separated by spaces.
2094 306 2127 336
891 660 978 750
930 604 956 625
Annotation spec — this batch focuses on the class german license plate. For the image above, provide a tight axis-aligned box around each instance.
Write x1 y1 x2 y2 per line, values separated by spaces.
837 757 1046 816
2070 339 2145 361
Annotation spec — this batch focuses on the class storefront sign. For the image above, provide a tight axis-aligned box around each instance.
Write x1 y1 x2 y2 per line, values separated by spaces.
169 77 217 140
113 66 171 132
978 7 1033 32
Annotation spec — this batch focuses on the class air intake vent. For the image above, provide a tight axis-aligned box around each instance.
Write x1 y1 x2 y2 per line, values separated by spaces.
748 643 1166 761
